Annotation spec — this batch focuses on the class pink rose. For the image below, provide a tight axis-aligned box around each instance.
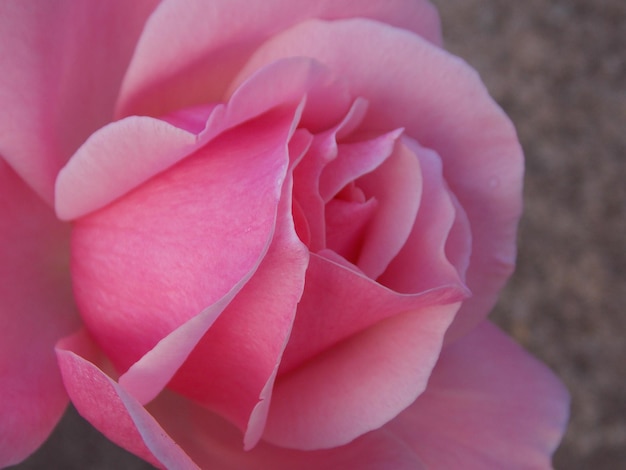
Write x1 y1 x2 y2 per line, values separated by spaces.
0 1 569 468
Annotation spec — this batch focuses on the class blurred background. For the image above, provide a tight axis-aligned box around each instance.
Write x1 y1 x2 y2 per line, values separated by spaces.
12 1 625 468
434 0 626 468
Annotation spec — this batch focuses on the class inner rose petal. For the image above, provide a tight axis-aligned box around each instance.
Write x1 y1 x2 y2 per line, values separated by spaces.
354 140 422 279
325 197 378 263
378 137 469 293
292 97 369 251
318 128 402 203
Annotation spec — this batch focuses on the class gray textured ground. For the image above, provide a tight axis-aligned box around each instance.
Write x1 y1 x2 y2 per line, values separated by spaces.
12 1 625 468
433 1 626 467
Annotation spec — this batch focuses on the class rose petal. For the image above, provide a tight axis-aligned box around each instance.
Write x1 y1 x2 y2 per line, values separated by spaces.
0 162 79 466
55 116 198 221
378 137 469 293
71 106 300 374
55 331 199 470
319 129 403 203
356 139 422 279
233 17 524 340
166 167 309 450
116 0 442 118
0 0 158 204
387 321 570 469
265 253 467 449
150 391 426 470
266 300 462 450
325 197 379 262
57 58 336 221
293 97 369 251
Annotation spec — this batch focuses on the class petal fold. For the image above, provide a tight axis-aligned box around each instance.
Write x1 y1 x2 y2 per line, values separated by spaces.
234 17 524 340
266 253 467 449
56 331 199 470
71 107 298 374
116 0 442 118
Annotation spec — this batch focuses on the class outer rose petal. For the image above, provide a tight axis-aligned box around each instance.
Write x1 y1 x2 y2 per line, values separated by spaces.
0 0 158 204
55 331 199 470
0 162 79 466
116 0 442 117
150 391 427 470
56 335 427 470
387 321 570 469
235 17 524 340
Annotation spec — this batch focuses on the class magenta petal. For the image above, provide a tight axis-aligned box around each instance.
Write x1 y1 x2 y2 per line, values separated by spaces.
0 162 79 466
0 0 158 204
55 332 199 470
234 17 524 340
387 322 570 469
117 0 441 117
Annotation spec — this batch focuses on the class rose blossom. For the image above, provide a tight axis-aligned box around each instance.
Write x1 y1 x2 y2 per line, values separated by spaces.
0 1 569 469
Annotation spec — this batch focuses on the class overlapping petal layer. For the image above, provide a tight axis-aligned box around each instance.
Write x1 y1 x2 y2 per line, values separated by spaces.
116 0 442 118
70 105 299 373
56 58 347 220
236 18 524 340
0 0 158 204
0 162 79 466
268 252 466 449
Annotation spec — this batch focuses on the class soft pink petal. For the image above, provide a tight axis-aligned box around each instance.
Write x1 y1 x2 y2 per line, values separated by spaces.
319 128 402 203
118 292 235 406
0 0 158 204
70 107 299 374
266 300 461 450
116 0 442 118
150 391 426 470
293 97 369 251
55 116 198 220
55 331 199 470
325 197 378 262
166 169 309 450
378 137 469 293
57 58 333 221
280 254 466 375
0 162 79 466
264 253 467 449
235 17 524 340
387 321 570 469
356 140 422 279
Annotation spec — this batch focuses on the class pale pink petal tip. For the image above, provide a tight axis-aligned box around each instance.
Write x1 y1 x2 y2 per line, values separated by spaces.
389 321 570 469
